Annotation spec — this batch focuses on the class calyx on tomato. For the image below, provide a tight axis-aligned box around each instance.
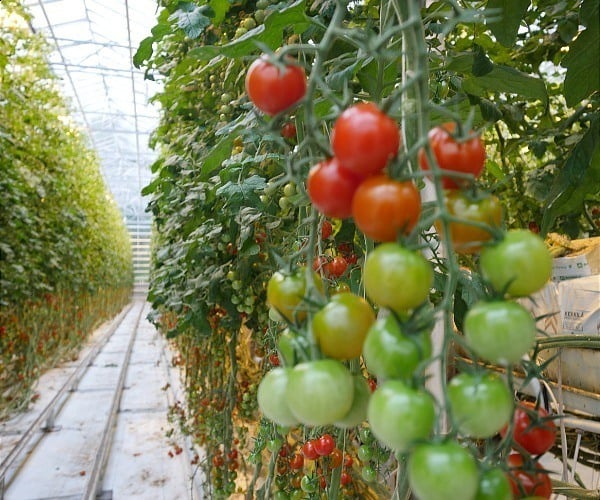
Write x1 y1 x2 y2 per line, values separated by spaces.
437 189 503 254
501 401 557 456
362 313 432 380
479 229 552 298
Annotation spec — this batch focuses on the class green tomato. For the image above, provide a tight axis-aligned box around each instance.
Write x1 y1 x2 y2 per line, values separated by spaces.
267 270 324 322
367 380 436 452
408 441 479 500
277 329 298 367
312 292 375 360
448 372 513 439
361 465 377 482
364 243 432 312
334 375 370 428
257 368 299 426
479 229 552 297
357 444 373 461
362 314 432 380
300 475 317 493
475 467 512 500
464 300 536 365
286 360 354 426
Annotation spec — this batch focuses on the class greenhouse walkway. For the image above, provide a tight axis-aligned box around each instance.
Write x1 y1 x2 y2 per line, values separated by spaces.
0 301 203 500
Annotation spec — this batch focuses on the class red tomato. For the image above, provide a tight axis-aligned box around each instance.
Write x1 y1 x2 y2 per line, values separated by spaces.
245 56 306 116
340 471 352 486
281 122 297 139
418 122 486 189
314 434 336 456
302 440 319 460
320 220 333 240
289 453 304 470
331 102 400 176
307 157 365 219
352 175 421 242
507 453 552 499
325 256 348 277
502 402 557 456
329 448 343 468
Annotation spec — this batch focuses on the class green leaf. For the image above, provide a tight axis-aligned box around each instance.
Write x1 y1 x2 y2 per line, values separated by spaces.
169 3 212 39
133 36 155 68
188 0 309 60
541 118 600 235
462 65 547 105
486 0 531 47
209 0 230 25
200 135 235 178
562 11 599 107
472 45 494 77
215 175 267 209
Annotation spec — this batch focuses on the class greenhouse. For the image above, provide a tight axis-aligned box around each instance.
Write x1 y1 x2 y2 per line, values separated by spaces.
0 0 598 499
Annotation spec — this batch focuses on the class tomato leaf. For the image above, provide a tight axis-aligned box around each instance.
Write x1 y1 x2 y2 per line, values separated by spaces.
188 0 309 60
169 3 213 39
541 118 600 235
462 66 547 105
486 0 531 47
562 1 599 107
216 175 267 209
209 0 231 26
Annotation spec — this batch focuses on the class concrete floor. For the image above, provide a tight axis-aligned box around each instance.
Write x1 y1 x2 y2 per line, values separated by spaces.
0 301 203 500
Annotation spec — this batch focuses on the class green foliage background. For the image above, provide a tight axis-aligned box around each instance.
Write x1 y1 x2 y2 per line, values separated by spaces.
0 1 133 417
0 1 133 306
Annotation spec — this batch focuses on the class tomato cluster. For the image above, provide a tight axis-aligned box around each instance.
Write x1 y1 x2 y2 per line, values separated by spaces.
245 53 559 500
307 102 421 242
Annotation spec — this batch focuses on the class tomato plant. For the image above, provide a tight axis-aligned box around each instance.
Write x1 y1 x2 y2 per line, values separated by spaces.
507 453 552 499
447 372 513 439
307 157 365 219
362 314 432 380
285 359 354 426
312 292 375 360
367 380 436 452
501 402 557 456
364 243 432 312
331 102 400 176
245 56 306 116
352 175 421 242
408 441 479 500
418 122 486 189
479 229 552 297
438 190 503 254
464 300 537 365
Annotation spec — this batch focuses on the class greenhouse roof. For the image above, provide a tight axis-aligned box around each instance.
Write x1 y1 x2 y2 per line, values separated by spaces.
23 0 161 221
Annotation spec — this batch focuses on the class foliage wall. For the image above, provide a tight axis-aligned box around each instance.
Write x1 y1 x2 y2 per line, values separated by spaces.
138 0 598 497
0 1 133 305
0 0 133 417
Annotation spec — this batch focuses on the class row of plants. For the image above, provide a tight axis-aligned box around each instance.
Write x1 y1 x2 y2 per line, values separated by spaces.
0 1 134 418
138 0 598 498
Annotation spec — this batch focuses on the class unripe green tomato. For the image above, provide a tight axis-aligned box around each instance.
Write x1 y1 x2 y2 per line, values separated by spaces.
241 17 257 30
